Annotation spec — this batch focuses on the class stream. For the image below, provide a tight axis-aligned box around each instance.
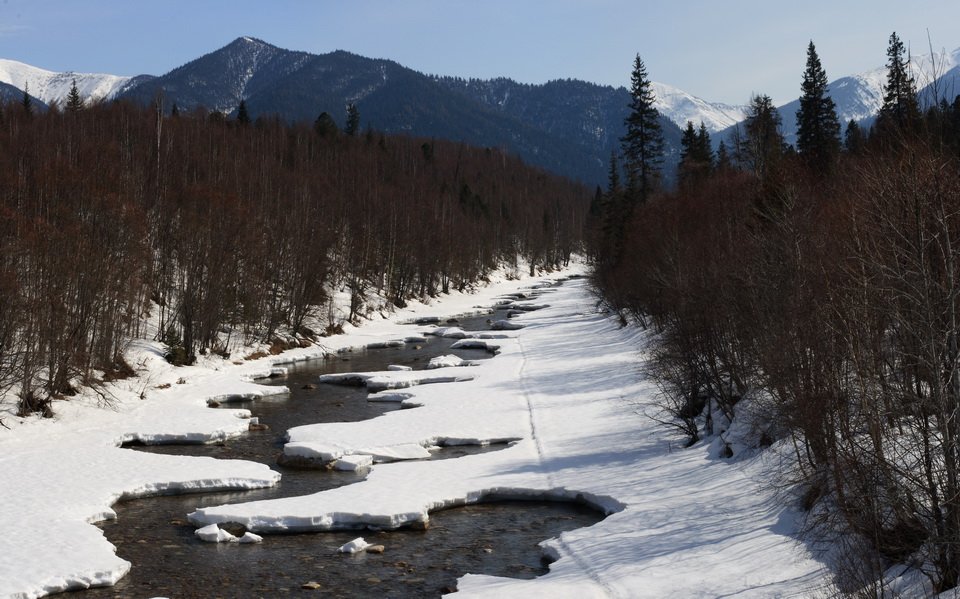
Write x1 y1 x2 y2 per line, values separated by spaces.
82 291 603 598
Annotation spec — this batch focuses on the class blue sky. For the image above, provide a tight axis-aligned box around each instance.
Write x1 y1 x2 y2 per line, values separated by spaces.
0 1 957 105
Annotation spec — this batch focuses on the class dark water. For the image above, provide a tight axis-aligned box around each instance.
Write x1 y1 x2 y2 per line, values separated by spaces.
82 299 602 598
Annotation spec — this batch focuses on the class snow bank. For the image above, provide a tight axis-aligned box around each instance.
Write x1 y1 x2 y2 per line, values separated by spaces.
425 354 477 369
318 369 475 391
0 260 589 598
190 276 831 597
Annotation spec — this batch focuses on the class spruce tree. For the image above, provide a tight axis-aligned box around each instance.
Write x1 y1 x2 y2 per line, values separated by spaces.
679 121 698 163
171 102 180 117
345 103 360 136
606 149 621 197
236 100 251 125
66 79 83 113
795 41 840 171
696 122 713 164
844 119 864 154
715 140 733 171
21 83 32 116
679 121 714 186
735 94 784 181
620 54 663 206
314 111 339 138
876 32 920 136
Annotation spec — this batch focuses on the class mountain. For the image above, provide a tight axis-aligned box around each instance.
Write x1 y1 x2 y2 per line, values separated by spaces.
0 58 138 106
722 46 960 146
432 75 681 180
37 36 960 184
115 37 687 185
0 80 45 109
651 82 748 132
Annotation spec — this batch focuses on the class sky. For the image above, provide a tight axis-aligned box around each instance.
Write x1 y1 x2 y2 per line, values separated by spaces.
0 1 958 106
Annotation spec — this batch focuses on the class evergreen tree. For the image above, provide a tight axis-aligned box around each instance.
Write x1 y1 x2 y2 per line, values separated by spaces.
314 111 339 138
620 54 664 205
679 121 698 162
876 32 920 136
678 121 712 186
715 140 733 171
735 94 784 181
21 83 32 116
606 149 621 197
844 119 864 154
236 100 251 125
65 79 83 113
696 122 713 164
345 103 360 136
171 102 180 117
795 41 840 171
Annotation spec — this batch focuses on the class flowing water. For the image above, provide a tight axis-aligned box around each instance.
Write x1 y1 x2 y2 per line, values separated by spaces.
82 294 603 598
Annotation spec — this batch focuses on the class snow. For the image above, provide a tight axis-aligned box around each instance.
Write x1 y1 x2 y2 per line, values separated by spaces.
337 537 372 554
195 523 238 543
0 58 133 105
425 354 477 369
188 274 832 597
652 81 749 132
0 261 837 597
318 369 475 391
334 454 373 471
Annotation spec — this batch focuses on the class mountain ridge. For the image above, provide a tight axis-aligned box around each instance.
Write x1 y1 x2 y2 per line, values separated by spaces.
3 37 960 183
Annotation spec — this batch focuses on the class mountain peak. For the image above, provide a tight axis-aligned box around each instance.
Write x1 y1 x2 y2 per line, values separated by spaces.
0 58 132 105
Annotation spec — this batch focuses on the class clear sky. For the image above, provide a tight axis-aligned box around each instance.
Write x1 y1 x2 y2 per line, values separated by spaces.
0 0 958 106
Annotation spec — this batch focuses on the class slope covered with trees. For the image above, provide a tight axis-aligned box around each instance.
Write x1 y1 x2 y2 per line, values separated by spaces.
591 34 960 593
0 98 588 419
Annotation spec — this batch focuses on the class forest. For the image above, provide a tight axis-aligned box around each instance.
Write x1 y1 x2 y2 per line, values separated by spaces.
591 34 960 594
0 95 589 419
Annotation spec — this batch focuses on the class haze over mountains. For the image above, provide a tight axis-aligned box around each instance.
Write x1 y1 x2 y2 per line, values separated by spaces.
0 36 958 185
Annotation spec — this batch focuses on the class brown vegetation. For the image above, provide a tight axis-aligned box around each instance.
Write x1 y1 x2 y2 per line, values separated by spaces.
0 99 588 417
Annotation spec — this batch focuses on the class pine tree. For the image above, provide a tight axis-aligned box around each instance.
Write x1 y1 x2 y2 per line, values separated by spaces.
236 100 250 125
735 94 784 181
314 111 339 138
679 121 714 187
876 32 920 136
65 79 83 113
345 103 360 136
715 140 733 171
606 149 621 197
620 54 664 205
679 121 698 163
795 41 840 171
844 119 864 154
171 102 180 117
21 83 32 116
696 122 713 164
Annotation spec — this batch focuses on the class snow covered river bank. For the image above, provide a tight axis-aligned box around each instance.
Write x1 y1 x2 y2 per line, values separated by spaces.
0 267 831 598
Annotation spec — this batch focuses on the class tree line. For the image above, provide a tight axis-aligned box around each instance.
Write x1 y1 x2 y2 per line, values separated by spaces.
0 95 589 419
591 34 960 593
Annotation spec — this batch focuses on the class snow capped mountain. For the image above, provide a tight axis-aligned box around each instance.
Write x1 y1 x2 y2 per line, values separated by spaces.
0 58 133 106
651 82 749 133
772 46 960 144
